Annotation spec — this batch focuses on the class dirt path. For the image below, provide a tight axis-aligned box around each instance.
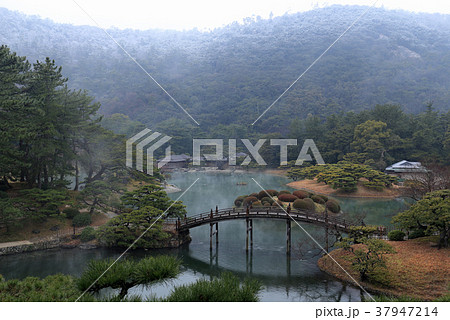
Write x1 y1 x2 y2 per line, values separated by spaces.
0 240 33 249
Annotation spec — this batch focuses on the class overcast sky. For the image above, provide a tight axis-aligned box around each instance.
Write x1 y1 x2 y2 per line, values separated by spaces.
0 0 449 31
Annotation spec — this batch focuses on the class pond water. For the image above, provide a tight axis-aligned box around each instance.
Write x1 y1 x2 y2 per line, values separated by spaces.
0 171 411 301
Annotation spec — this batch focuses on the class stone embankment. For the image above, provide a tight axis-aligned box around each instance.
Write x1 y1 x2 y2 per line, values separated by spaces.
0 223 190 256
0 238 63 256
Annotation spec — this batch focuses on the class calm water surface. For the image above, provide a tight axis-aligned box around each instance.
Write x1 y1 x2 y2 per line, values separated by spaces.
0 171 410 301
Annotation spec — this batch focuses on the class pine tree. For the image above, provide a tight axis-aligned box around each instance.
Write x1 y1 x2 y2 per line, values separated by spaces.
0 45 32 187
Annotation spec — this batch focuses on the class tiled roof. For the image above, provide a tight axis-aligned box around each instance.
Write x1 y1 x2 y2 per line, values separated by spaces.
386 160 425 172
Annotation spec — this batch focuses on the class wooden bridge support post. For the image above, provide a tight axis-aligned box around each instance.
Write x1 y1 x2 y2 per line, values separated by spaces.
250 219 253 247
210 207 219 251
246 218 249 252
325 208 329 253
286 219 291 255
210 223 213 251
246 218 253 252
215 222 218 245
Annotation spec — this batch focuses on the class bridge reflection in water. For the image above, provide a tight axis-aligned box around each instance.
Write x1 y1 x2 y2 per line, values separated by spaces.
179 239 366 301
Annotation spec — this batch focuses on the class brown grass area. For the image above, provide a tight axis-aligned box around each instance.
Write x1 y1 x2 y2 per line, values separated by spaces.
265 169 289 176
318 237 450 301
0 212 110 243
287 179 402 198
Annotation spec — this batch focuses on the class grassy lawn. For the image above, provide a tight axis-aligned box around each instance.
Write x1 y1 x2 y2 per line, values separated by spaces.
318 236 450 301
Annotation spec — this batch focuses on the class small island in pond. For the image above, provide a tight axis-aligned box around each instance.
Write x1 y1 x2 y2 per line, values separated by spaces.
234 189 341 214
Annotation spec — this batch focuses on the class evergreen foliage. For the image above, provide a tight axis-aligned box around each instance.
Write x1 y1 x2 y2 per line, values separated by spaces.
388 230 406 241
288 162 398 193
80 226 96 242
392 189 450 247
161 272 261 302
77 256 180 299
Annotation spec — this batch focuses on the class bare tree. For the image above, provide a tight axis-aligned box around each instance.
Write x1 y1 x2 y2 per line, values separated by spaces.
402 162 450 201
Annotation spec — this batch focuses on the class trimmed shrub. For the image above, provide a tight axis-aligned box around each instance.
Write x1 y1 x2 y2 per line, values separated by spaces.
262 202 271 206
243 196 258 206
293 199 314 210
234 195 246 206
252 201 262 207
292 190 309 199
311 195 325 204
278 190 291 196
388 230 406 241
272 200 282 207
318 195 328 202
325 200 340 213
249 193 259 198
277 194 298 202
303 198 315 210
260 197 274 204
80 227 96 242
258 189 278 199
267 189 279 196
63 207 80 219
408 229 426 239
72 213 92 227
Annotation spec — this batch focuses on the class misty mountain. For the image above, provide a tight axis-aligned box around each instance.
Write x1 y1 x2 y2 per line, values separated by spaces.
1 5 449 130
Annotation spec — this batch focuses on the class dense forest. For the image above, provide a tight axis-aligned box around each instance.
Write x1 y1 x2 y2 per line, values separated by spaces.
102 104 450 169
1 5 449 131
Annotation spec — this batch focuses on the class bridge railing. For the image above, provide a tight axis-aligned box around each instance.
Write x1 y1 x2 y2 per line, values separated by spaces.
173 206 359 230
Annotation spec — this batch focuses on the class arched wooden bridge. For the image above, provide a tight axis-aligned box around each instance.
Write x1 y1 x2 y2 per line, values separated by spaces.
176 207 357 232
167 206 392 255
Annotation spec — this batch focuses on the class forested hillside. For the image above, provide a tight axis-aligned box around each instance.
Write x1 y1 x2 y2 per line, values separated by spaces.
1 5 449 130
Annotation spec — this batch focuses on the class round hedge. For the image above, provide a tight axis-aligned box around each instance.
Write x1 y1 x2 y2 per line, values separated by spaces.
272 200 281 207
262 202 271 206
293 199 315 210
260 197 274 204
80 226 96 242
249 193 259 198
303 198 316 210
278 190 291 196
311 195 325 204
325 200 340 213
277 194 298 202
258 189 278 199
408 229 426 239
72 213 92 227
388 230 406 241
234 195 246 206
252 201 263 207
243 196 258 206
292 190 309 199
318 195 328 202
63 207 81 219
